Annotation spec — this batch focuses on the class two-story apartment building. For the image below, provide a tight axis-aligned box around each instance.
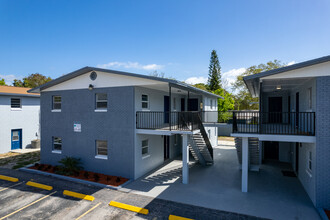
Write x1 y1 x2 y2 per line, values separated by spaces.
0 86 40 153
29 67 220 183
231 55 330 210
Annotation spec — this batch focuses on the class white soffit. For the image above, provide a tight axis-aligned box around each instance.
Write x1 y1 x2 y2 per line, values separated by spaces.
261 61 330 80
43 71 166 92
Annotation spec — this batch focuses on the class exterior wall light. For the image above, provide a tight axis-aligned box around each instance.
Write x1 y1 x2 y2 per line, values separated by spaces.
276 85 281 90
89 84 94 90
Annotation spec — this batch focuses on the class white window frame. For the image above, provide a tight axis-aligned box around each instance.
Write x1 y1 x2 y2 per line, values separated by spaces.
52 96 62 112
95 140 108 159
95 93 108 112
308 88 312 110
173 97 177 110
307 151 312 175
52 136 62 153
11 97 22 110
142 94 149 110
142 139 149 158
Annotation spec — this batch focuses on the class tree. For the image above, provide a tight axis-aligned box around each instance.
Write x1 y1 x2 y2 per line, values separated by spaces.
232 60 285 110
0 78 6 86
212 88 235 122
208 50 221 91
13 73 52 88
192 83 208 91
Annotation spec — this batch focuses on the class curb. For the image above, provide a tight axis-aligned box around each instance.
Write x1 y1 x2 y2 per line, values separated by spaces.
19 166 132 190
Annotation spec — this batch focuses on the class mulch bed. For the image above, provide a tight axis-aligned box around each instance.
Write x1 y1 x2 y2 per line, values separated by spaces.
28 164 128 187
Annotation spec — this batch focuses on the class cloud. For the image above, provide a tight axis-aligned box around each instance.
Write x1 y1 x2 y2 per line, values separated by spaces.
222 68 246 85
185 76 208 85
0 74 21 85
97 61 164 71
287 61 296 66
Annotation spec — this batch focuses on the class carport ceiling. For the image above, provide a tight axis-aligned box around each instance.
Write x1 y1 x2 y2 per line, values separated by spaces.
261 77 312 93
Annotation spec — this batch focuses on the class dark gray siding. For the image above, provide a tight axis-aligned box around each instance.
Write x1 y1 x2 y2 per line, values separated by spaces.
40 87 135 179
316 76 330 209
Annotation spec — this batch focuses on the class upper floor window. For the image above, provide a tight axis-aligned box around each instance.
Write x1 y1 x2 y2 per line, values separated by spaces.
210 99 213 109
308 88 312 109
11 98 21 109
142 94 149 109
52 96 61 111
52 136 62 153
96 93 108 110
173 98 177 110
96 140 108 159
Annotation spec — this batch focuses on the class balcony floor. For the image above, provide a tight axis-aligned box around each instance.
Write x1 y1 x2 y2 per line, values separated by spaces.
122 138 320 220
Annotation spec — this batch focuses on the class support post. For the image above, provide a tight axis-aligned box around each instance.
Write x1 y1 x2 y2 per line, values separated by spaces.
242 137 249 192
169 85 172 130
182 134 189 184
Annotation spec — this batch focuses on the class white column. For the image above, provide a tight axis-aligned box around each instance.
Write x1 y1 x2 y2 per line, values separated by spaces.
242 137 249 192
182 134 189 184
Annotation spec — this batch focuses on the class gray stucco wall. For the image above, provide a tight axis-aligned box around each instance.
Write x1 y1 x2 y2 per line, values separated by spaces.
315 76 330 209
40 87 135 179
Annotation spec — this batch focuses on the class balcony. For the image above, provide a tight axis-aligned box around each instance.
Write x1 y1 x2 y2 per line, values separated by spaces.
136 111 201 131
232 111 315 136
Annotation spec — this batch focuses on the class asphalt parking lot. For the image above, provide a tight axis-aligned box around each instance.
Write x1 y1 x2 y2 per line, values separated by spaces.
0 168 265 220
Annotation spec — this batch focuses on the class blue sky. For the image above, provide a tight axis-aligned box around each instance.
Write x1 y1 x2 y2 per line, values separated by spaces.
0 0 330 89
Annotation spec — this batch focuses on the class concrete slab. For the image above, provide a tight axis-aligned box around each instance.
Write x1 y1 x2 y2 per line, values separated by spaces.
123 140 320 220
10 149 40 154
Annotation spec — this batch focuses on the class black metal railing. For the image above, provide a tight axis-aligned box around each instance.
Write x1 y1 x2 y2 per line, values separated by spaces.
232 111 315 136
136 111 200 131
196 114 214 159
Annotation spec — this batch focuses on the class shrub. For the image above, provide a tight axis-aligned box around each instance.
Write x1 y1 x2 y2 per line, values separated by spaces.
56 157 83 176
116 177 121 183
94 173 99 182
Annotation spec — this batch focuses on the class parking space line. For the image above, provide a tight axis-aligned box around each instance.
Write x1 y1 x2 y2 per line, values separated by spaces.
63 190 95 201
0 175 19 182
109 201 149 215
0 182 23 192
0 191 57 220
75 202 102 220
169 214 194 220
26 181 53 191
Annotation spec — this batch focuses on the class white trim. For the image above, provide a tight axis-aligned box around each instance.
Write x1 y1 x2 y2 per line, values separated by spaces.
142 154 150 159
52 150 62 154
11 108 22 111
51 109 61 113
94 109 107 112
136 129 194 135
95 155 108 160
230 133 316 143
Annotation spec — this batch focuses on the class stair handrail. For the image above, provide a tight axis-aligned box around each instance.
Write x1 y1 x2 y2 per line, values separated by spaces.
196 114 214 159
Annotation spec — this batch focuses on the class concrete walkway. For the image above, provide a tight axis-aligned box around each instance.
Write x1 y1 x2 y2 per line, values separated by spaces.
123 140 320 220
10 149 40 154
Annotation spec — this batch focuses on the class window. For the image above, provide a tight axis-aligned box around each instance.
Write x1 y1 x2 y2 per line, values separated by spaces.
210 99 213 109
307 151 312 173
308 88 312 109
96 140 108 158
52 137 62 152
11 98 21 109
96 93 108 110
173 98 177 110
52 96 61 110
142 139 149 156
142 94 149 109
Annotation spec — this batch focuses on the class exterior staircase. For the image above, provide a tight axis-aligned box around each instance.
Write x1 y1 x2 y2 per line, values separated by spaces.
189 132 213 166
234 137 260 171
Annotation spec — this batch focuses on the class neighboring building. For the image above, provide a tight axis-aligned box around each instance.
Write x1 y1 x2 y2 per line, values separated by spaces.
29 67 220 182
231 55 330 209
0 86 40 153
